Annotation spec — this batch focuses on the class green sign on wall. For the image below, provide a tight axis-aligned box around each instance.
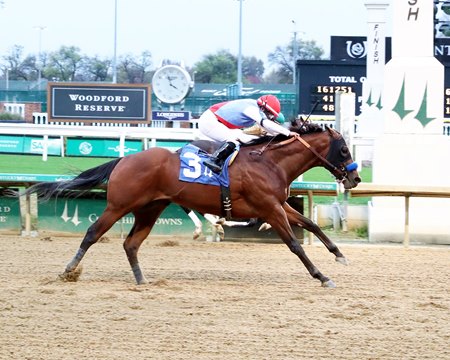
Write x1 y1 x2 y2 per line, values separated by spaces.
66 138 143 157
38 198 199 236
0 135 62 155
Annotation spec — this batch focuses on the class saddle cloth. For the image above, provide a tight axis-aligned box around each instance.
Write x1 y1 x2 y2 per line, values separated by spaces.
178 144 235 187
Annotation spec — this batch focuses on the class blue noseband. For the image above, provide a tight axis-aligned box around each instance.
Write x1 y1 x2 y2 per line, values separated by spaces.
345 162 358 172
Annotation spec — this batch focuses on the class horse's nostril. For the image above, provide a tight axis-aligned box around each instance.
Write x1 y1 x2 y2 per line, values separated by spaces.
355 176 362 183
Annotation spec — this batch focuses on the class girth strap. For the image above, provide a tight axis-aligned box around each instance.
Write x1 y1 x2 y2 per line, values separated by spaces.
220 185 232 220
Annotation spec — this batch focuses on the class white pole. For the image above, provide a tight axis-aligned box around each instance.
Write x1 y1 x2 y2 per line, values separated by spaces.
292 20 298 84
119 134 125 157
34 26 46 90
42 134 48 162
112 0 118 83
60 136 65 157
237 0 243 96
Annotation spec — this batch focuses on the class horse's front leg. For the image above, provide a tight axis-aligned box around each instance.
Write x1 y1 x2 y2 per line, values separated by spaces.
267 204 336 288
283 202 348 265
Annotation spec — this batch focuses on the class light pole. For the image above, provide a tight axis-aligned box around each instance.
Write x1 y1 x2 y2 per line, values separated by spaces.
292 20 298 85
192 71 197 93
112 0 118 83
34 25 46 90
237 0 243 96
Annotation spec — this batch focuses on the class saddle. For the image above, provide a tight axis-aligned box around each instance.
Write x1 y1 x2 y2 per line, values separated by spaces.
187 140 239 167
178 141 238 220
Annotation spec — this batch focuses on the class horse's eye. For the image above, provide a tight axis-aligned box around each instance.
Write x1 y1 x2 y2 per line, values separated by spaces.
340 146 349 157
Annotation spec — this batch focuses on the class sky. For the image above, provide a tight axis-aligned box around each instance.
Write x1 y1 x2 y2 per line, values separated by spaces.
0 0 393 71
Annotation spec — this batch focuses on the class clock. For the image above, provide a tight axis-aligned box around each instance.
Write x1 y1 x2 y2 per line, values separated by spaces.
151 64 192 104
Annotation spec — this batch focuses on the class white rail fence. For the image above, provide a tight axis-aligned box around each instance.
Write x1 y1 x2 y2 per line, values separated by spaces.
0 112 449 165
31 112 450 134
32 112 198 129
0 121 199 160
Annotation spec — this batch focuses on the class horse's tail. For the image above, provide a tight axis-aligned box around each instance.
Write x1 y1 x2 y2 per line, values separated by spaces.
16 158 122 201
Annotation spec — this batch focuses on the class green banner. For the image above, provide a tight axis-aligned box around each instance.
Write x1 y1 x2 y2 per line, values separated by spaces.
66 138 143 157
38 198 198 236
290 181 337 191
0 135 61 155
0 173 74 182
0 194 21 232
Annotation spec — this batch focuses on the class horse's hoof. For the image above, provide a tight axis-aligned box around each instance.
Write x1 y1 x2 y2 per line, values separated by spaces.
192 228 202 240
321 279 336 288
59 266 83 282
258 223 271 231
136 278 149 285
216 225 225 241
335 256 349 266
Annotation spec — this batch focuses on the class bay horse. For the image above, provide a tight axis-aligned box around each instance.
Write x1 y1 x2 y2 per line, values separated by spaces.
18 121 360 288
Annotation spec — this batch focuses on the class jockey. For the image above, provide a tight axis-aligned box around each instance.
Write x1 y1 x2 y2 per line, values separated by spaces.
198 95 296 173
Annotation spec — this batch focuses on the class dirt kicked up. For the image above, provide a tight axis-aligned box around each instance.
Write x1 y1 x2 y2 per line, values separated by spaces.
0 235 449 360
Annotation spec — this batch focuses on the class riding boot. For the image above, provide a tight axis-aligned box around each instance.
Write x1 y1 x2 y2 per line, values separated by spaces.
204 142 236 173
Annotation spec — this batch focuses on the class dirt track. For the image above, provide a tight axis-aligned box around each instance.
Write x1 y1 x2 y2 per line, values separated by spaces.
0 234 449 360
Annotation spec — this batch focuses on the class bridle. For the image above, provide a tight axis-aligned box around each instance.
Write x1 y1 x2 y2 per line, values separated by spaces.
253 132 357 182
295 135 351 180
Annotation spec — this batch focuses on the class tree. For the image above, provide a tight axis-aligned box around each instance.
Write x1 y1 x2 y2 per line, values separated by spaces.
44 46 83 81
82 56 111 82
267 38 324 83
117 51 152 83
242 56 265 83
1 45 38 81
194 50 237 84
193 50 265 84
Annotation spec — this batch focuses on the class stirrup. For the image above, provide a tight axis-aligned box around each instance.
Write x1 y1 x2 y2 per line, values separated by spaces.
204 159 222 173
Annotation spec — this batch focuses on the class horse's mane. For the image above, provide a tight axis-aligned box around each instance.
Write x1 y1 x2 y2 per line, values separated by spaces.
290 120 324 135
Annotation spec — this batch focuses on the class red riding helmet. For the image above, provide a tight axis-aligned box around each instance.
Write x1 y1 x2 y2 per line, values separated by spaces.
257 94 281 118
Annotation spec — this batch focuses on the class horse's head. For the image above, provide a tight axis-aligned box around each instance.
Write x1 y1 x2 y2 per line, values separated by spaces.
289 121 361 189
324 127 361 189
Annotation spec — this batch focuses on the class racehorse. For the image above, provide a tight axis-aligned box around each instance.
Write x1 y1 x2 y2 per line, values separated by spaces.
17 121 360 288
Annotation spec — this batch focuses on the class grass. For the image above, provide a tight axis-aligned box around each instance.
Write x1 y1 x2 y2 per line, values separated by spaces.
0 154 109 174
0 153 372 207
302 165 372 206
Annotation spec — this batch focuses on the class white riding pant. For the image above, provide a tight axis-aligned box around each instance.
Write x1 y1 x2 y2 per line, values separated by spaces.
198 109 259 145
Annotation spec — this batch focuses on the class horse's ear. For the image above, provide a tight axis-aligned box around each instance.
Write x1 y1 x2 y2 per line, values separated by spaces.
289 117 300 131
325 126 340 138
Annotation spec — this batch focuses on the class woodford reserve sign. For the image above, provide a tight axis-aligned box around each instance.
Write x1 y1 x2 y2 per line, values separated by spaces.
48 82 151 124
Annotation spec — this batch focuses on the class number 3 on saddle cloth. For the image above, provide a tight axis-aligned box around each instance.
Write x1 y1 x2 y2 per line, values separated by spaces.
179 143 238 187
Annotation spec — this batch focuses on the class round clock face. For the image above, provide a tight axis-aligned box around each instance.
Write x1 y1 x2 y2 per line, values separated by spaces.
152 65 192 104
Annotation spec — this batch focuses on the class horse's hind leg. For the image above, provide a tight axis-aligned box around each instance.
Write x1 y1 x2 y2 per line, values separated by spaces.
123 200 170 285
283 202 348 265
63 206 126 275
